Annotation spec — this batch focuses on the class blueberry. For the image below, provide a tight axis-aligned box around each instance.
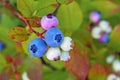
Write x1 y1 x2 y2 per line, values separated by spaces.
45 28 64 47
89 11 101 23
98 33 109 43
28 38 48 58
40 14 59 30
0 41 5 51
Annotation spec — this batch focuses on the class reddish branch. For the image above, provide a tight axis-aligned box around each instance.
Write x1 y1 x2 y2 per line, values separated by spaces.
0 0 45 38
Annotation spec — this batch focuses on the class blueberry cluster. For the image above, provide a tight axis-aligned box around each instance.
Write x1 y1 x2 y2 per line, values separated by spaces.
89 11 112 43
28 14 72 61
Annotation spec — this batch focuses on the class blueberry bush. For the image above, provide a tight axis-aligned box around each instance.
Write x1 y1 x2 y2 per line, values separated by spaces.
0 0 120 80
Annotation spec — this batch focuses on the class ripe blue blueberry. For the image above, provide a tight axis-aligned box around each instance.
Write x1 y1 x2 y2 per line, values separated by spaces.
0 41 5 51
28 38 48 58
40 14 59 30
45 28 64 47
98 33 109 43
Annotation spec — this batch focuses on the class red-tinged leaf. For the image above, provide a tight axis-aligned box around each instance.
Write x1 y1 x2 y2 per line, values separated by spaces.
26 58 43 80
6 55 14 63
0 65 12 80
8 27 29 42
88 63 107 80
64 44 89 80
14 41 24 54
14 71 21 80
13 55 23 67
0 72 10 80
29 18 41 28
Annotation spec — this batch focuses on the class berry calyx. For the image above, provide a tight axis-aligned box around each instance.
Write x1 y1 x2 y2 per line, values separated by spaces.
45 28 64 47
60 51 71 62
28 38 48 58
40 14 59 30
60 37 73 51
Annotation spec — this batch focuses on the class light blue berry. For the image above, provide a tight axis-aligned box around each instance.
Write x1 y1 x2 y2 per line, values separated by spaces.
28 38 48 58
45 28 64 47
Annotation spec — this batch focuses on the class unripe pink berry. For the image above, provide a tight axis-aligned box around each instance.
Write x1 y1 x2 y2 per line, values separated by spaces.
40 14 59 30
89 11 101 23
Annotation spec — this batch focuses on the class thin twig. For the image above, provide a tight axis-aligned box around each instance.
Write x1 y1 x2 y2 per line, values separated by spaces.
53 0 61 15
40 57 57 71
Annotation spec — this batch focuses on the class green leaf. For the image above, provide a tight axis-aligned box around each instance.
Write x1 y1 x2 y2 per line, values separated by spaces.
88 63 107 80
17 0 36 17
57 1 83 36
35 0 58 17
8 26 29 42
0 54 6 72
90 1 120 18
72 28 93 45
42 70 77 80
0 24 16 55
1 15 20 29
0 6 12 16
57 0 73 4
17 0 58 17
107 25 120 52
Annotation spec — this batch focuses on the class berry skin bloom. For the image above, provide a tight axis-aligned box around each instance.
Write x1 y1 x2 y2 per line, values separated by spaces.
28 38 48 58
106 54 115 64
46 47 61 61
45 28 64 47
40 14 59 30
99 20 112 33
107 74 117 80
60 51 71 62
98 32 109 43
112 60 120 72
60 37 72 51
22 72 30 80
91 26 102 39
89 11 101 23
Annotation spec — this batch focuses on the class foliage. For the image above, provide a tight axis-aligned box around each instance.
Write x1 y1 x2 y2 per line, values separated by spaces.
0 0 120 80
